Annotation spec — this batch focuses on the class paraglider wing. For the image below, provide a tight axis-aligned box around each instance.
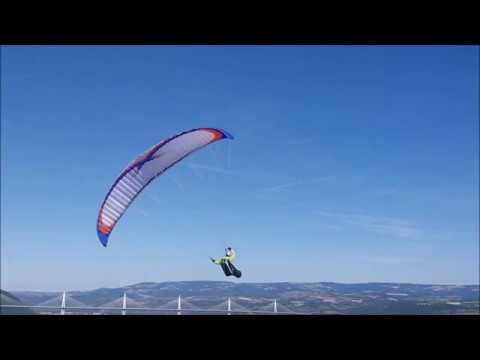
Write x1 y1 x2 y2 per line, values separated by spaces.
96 128 234 247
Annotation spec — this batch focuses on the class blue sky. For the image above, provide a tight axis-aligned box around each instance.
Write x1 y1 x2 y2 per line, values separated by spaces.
1 45 478 291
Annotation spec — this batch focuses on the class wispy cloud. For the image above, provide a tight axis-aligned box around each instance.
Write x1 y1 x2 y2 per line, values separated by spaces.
164 173 184 191
262 181 304 193
372 188 402 197
286 137 317 146
137 208 149 218
315 223 342 231
315 210 421 239
186 163 239 176
187 163 205 180
261 176 338 193
358 255 420 265
146 193 163 206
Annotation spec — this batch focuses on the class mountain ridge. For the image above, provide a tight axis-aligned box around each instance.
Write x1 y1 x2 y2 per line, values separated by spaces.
8 281 479 315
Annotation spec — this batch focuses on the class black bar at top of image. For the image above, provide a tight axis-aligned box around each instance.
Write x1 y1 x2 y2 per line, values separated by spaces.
1 27 479 45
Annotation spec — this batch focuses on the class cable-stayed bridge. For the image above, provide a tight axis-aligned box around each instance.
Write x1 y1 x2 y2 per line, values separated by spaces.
1 291 310 315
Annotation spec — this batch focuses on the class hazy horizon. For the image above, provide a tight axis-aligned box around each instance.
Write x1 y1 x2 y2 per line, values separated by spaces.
5 279 480 293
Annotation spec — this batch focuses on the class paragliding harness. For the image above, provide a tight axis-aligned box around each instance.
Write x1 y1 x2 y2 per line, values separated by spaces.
220 259 242 278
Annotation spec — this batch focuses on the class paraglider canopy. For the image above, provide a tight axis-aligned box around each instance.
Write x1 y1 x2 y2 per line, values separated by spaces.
96 128 234 247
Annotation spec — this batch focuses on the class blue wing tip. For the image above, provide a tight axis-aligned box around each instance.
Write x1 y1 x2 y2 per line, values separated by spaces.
97 229 109 247
218 128 234 140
